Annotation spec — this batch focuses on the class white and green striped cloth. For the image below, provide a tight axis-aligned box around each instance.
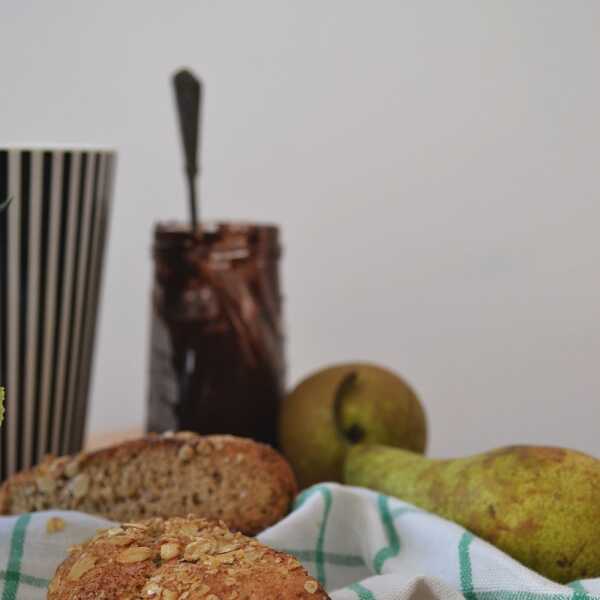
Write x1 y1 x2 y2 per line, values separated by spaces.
1 483 599 600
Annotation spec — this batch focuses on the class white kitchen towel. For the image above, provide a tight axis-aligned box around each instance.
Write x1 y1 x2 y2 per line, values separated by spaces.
0 482 598 600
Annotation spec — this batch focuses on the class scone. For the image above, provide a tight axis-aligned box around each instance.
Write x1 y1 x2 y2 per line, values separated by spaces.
0 433 297 535
48 516 330 600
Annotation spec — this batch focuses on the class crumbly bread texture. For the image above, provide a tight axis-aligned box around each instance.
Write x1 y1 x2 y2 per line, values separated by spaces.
0 433 297 535
48 515 330 600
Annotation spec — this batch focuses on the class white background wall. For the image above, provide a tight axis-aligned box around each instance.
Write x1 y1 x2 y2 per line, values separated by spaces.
1 1 600 459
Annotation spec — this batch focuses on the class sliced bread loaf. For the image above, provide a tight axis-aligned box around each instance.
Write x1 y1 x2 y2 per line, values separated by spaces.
0 433 297 535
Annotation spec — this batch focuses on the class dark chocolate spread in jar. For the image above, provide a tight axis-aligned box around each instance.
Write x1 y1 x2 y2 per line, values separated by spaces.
147 222 285 447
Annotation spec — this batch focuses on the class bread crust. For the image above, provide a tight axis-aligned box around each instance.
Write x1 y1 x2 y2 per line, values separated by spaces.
48 515 330 600
0 433 297 535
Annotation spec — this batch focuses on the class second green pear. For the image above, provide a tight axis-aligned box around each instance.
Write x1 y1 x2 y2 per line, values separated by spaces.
279 363 426 488
345 444 600 583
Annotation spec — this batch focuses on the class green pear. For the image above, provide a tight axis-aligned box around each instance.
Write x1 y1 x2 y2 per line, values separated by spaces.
278 363 426 489
345 443 600 583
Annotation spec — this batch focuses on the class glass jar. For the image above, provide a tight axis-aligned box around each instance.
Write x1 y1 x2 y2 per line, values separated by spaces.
147 222 285 447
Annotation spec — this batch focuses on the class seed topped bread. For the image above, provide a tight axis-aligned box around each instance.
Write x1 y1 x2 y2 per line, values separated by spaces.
48 515 330 600
0 433 297 535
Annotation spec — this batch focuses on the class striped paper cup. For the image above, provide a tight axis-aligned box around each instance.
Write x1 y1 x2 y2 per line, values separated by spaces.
0 146 117 480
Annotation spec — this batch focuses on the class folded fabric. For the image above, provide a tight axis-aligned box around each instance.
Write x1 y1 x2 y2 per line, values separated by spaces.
0 483 598 600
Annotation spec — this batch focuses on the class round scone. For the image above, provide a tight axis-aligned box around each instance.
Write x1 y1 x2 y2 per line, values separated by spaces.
48 516 330 600
0 434 297 535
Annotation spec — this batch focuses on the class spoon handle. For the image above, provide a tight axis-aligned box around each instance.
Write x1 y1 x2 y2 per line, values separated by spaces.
173 69 203 231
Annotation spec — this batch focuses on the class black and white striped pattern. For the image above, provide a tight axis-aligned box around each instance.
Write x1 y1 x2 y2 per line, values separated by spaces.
0 148 116 480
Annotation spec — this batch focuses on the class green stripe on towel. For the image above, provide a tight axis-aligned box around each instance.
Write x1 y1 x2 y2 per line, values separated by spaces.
0 571 49 590
349 581 376 600
373 494 401 574
459 531 477 600
281 549 365 567
291 484 333 587
2 514 32 600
